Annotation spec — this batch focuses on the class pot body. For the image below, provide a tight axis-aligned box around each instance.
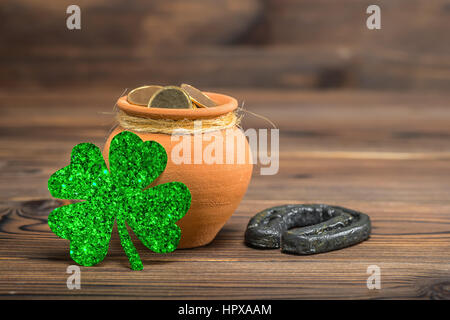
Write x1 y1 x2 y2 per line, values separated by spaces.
103 126 253 248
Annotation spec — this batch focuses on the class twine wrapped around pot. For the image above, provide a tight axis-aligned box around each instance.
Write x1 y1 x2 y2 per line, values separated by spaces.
116 109 240 134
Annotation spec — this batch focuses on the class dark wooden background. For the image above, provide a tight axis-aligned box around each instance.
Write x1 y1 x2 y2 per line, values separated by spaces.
0 0 449 299
1 0 450 90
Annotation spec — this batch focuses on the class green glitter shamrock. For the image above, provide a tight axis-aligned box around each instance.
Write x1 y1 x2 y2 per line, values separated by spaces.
47 131 191 270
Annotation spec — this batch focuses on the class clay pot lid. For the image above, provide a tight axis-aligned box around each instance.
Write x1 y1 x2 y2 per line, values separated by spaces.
117 92 238 120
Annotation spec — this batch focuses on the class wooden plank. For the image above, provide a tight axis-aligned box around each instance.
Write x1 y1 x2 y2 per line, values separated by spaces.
2 0 450 90
0 199 448 299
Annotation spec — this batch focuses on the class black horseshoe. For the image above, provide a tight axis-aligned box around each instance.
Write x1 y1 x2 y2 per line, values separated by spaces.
244 204 371 254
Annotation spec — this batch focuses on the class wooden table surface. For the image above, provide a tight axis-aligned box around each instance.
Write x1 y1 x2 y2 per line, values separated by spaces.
0 88 449 299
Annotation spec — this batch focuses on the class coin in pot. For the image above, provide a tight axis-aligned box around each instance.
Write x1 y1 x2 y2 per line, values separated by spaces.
127 85 162 106
148 86 193 109
181 83 217 108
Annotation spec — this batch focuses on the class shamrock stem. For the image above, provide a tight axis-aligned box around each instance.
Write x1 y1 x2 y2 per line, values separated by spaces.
117 219 143 270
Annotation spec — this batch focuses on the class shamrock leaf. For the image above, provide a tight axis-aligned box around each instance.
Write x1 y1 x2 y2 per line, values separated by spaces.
48 131 191 270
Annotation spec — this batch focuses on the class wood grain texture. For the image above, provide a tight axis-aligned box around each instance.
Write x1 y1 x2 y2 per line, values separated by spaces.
1 0 450 90
0 89 449 299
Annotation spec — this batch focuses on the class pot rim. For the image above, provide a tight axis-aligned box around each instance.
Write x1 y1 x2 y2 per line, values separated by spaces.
117 92 238 120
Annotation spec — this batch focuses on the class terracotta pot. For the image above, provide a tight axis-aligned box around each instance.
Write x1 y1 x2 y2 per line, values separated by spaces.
103 92 253 248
